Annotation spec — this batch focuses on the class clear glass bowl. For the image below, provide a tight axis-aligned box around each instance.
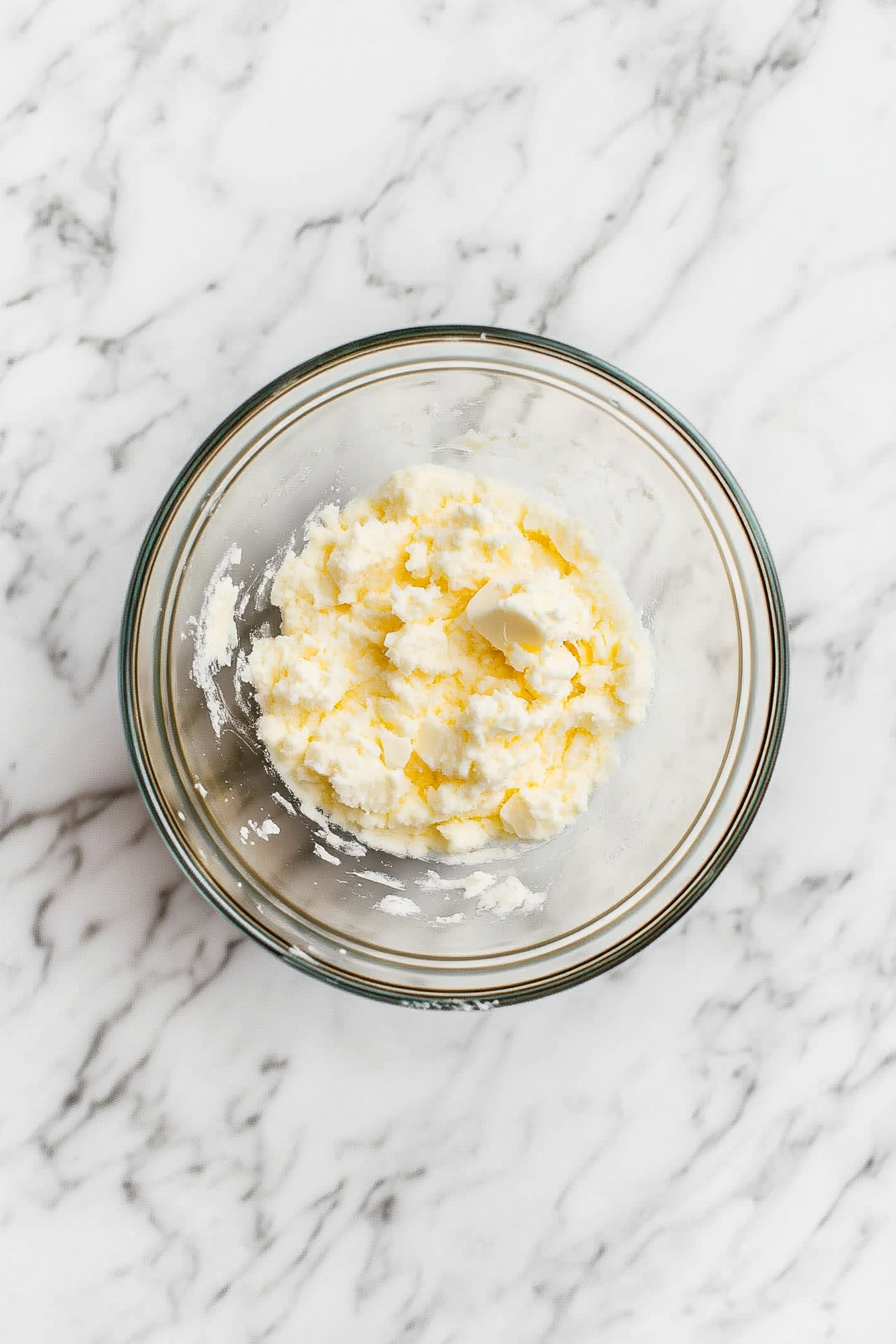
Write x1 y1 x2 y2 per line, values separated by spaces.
120 327 788 1007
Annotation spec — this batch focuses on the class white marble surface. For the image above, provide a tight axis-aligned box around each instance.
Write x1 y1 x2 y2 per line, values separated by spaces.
2 0 896 1337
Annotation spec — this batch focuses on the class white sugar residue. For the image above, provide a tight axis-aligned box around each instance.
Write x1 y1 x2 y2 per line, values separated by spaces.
204 577 239 665
239 817 280 845
235 583 252 622
233 647 254 714
435 912 465 925
323 833 365 854
313 843 341 866
299 799 366 857
476 876 545 915
191 544 242 737
417 869 544 916
194 780 208 798
323 832 367 858
256 534 296 611
418 870 496 901
303 490 343 542
353 870 405 890
375 895 420 917
272 791 297 816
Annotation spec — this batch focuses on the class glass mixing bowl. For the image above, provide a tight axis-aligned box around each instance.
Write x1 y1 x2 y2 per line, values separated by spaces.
120 326 788 1007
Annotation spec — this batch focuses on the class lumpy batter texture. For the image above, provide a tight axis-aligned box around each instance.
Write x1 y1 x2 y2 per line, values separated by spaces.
248 466 652 857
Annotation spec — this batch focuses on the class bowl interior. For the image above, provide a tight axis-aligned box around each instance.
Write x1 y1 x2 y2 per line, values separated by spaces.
128 332 781 1001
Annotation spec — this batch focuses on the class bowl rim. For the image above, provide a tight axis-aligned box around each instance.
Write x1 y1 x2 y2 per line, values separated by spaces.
120 323 789 1008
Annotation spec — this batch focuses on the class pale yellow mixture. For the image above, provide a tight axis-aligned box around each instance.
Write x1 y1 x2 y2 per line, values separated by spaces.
248 466 652 857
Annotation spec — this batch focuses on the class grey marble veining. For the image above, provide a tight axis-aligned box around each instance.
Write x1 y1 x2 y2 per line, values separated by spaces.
2 0 896 1339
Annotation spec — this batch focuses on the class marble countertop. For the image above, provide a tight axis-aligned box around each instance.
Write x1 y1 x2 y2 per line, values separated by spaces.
3 0 896 1338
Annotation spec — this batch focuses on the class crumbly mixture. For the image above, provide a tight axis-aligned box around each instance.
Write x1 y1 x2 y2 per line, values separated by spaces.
248 466 652 857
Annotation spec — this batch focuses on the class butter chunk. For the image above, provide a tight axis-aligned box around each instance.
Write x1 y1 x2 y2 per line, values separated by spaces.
466 580 546 654
466 572 591 656
379 730 413 770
